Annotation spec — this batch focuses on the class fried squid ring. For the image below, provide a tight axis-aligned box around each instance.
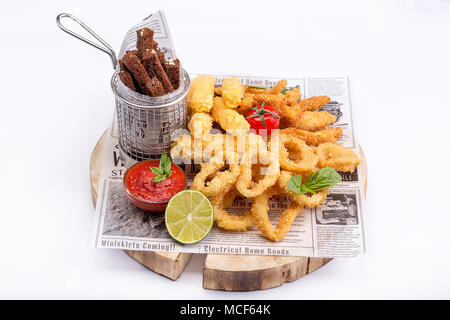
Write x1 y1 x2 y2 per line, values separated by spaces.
236 151 280 198
315 142 360 172
209 188 254 231
249 186 304 241
276 133 319 174
190 154 240 197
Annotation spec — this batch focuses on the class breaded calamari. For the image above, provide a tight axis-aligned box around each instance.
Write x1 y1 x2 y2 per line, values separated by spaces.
222 77 244 108
188 112 214 139
211 97 250 136
186 75 215 113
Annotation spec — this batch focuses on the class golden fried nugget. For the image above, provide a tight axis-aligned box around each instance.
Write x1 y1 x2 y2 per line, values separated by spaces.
281 127 343 146
186 75 215 113
297 96 331 112
188 112 214 139
222 77 244 108
297 111 336 131
211 97 250 135
315 142 360 172
267 79 287 94
285 87 301 106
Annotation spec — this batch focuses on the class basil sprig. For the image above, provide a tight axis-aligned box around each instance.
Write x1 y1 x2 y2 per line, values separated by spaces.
286 168 342 194
149 152 173 183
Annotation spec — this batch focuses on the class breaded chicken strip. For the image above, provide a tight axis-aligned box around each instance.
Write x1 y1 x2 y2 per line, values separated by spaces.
297 96 331 111
281 127 343 146
285 87 301 105
297 111 336 131
267 79 287 94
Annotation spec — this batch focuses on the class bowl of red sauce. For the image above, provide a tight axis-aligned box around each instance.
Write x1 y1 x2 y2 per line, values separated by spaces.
123 157 186 213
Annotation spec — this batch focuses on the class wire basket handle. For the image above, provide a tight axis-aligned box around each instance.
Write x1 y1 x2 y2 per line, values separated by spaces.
56 13 118 69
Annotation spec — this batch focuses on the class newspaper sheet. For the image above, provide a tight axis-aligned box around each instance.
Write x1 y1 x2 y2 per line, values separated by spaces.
91 11 366 258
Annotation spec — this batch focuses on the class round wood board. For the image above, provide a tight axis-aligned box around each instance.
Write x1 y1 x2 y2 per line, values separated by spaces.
90 130 367 291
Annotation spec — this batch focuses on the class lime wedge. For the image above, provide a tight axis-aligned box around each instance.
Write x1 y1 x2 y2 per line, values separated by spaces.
165 190 214 244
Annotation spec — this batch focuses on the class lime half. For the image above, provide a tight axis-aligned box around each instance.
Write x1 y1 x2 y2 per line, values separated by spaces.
165 190 214 244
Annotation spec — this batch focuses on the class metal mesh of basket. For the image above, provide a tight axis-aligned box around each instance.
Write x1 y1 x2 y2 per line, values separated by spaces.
111 68 189 160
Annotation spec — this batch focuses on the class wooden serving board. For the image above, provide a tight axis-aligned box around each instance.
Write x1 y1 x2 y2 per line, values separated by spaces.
90 131 367 291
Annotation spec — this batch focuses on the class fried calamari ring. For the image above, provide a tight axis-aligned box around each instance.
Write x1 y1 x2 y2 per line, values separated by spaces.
249 186 304 241
275 133 319 174
236 150 280 198
277 170 329 208
190 154 240 197
210 188 254 231
315 142 360 172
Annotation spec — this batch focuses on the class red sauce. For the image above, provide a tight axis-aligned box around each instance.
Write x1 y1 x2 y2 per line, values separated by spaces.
124 160 186 203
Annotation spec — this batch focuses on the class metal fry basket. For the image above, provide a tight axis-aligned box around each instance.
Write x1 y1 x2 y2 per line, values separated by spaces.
56 13 189 161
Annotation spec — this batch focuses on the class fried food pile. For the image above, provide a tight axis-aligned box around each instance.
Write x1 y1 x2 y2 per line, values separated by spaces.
170 76 360 241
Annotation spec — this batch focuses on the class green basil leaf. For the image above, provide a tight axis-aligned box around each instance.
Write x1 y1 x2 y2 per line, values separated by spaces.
159 152 172 175
152 175 167 183
303 168 341 192
286 175 303 194
300 184 315 194
149 167 164 176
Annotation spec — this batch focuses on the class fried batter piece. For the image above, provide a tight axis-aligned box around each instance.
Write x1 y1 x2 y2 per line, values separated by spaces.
186 75 215 113
222 77 244 108
237 93 255 114
211 97 250 136
281 127 343 146
297 96 330 111
267 79 287 94
188 112 214 140
297 111 336 131
285 87 301 105
315 143 360 172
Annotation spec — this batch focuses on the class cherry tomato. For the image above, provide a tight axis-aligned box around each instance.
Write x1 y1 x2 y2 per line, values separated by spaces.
245 101 280 136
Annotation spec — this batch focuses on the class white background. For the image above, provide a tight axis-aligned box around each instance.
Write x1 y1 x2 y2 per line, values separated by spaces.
1 0 450 299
